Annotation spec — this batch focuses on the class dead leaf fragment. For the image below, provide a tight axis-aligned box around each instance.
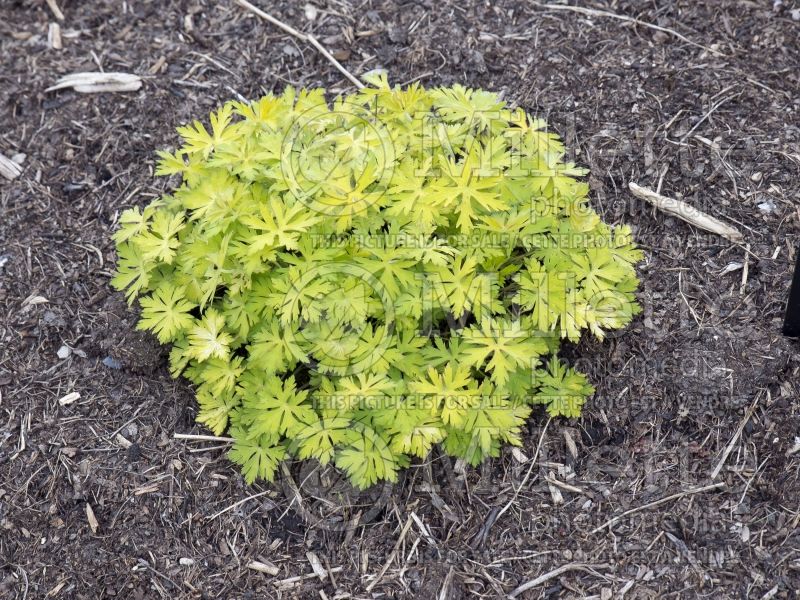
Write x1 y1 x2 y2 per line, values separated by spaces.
629 182 743 243
47 72 142 94
0 154 23 180
23 294 49 306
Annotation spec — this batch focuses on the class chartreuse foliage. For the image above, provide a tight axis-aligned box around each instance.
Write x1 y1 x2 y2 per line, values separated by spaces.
112 74 642 489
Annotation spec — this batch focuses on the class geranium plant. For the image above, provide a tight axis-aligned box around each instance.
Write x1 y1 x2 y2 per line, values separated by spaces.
112 74 641 488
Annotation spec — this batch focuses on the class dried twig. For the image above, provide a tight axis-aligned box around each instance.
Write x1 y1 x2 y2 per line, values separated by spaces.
679 89 737 141
206 490 270 522
174 433 235 443
275 566 343 590
591 481 726 534
545 473 587 495
739 243 751 296
365 515 414 592
711 394 760 479
438 566 455 600
47 72 142 93
231 0 364 89
629 182 743 243
508 563 611 598
535 3 722 56
496 417 552 522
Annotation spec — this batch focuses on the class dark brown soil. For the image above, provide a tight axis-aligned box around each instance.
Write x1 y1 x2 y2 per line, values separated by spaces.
2 1 799 598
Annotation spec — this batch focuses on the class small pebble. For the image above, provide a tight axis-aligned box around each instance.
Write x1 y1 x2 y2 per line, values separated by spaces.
758 200 775 213
179 558 195 567
102 356 122 369
57 345 71 359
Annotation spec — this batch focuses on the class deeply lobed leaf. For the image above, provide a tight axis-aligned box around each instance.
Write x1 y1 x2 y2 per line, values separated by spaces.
112 78 642 489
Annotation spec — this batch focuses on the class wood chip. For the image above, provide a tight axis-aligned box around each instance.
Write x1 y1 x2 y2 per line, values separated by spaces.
306 552 327 581
629 182 743 243
563 429 578 459
85 503 99 533
0 153 23 180
46 72 142 94
248 560 279 576
58 391 81 406
48 22 62 49
133 484 160 495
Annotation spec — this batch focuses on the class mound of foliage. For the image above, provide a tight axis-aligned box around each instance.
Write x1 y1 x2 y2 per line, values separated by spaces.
112 74 641 489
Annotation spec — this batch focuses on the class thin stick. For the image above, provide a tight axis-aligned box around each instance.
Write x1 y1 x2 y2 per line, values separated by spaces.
206 490 270 521
590 481 725 534
174 433 235 443
231 0 364 89
508 563 611 598
739 243 751 296
679 90 737 141
711 394 760 479
365 515 414 592
536 3 722 56
496 417 552 522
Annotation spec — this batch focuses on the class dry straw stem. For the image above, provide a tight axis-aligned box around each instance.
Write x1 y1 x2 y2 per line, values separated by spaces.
174 433 235 443
536 3 723 56
710 393 761 479
46 72 142 93
508 562 612 598
496 417 552 522
275 566 343 590
365 514 415 592
206 490 270 522
629 182 744 243
45 0 64 21
231 0 364 89
590 481 726 534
